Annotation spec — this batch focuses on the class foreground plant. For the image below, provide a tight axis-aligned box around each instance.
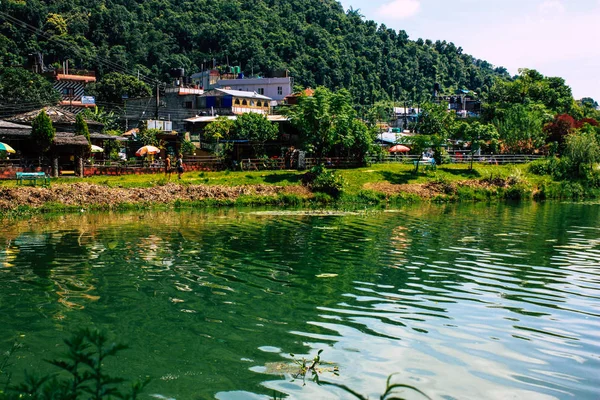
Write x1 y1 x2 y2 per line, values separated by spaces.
1 329 148 400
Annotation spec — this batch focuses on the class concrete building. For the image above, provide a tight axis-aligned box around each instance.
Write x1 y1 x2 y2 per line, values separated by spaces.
124 86 204 133
190 69 293 102
50 68 97 113
197 89 272 116
215 77 292 102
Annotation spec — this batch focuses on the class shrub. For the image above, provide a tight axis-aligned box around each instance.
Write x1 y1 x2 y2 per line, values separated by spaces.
301 165 345 197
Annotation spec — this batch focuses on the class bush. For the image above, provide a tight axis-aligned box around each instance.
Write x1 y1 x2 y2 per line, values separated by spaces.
528 157 573 180
301 165 346 197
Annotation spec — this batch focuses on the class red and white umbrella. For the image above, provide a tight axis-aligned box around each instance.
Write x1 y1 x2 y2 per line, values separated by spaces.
135 145 160 157
388 144 410 153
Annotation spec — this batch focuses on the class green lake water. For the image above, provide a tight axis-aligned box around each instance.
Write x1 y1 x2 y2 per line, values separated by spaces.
1 202 599 399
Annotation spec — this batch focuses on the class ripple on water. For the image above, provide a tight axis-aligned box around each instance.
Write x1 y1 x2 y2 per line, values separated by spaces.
1 204 600 399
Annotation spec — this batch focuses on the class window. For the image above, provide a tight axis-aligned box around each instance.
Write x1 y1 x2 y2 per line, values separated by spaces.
277 86 283 96
256 101 262 107
62 87 75 97
234 98 241 105
257 88 264 95
250 100 255 107
184 101 193 109
242 99 248 106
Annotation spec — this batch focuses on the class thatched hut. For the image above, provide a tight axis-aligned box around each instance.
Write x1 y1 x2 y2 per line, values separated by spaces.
1 108 125 177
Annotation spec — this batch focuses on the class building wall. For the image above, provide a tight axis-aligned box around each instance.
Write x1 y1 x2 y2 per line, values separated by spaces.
125 93 199 133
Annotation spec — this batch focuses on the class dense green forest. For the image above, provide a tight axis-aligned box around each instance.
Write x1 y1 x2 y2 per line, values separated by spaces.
0 0 510 104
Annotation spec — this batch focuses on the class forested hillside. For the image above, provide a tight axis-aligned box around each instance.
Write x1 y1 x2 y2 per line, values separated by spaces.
0 0 509 104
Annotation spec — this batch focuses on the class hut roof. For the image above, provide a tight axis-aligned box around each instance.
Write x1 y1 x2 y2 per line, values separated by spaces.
90 132 128 141
6 107 103 127
54 132 90 146
0 120 32 137
0 120 31 129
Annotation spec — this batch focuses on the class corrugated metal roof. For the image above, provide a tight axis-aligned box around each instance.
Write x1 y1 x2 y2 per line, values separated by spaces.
185 115 289 123
215 88 272 100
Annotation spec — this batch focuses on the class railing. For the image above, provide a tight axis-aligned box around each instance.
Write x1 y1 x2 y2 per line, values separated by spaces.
369 154 544 165
305 157 363 169
449 154 544 164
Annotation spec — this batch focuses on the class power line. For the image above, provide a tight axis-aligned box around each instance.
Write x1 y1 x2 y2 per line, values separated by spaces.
0 10 159 86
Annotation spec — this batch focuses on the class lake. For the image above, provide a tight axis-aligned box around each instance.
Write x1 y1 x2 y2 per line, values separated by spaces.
1 202 599 399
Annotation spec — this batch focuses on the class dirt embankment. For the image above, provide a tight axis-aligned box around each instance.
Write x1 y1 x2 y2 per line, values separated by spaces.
364 178 517 198
0 183 308 211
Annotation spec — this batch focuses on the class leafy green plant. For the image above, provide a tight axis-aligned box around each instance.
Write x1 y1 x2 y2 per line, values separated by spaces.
75 113 91 146
0 329 148 400
180 138 196 155
31 110 56 154
301 165 345 197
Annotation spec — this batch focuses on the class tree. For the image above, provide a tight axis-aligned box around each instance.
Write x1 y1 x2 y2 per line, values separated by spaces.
234 113 278 158
580 97 598 109
407 134 431 173
75 113 91 146
493 104 546 153
544 114 576 152
288 87 364 161
459 121 499 169
31 110 56 153
81 107 119 131
203 117 236 159
340 119 377 163
484 69 573 122
180 139 196 155
86 72 151 105
137 128 162 147
417 101 456 138
564 131 600 177
0 67 60 109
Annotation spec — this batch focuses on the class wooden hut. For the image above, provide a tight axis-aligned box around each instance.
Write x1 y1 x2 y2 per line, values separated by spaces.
1 107 125 177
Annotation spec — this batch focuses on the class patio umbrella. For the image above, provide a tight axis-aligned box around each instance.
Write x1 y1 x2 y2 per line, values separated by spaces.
0 142 15 153
90 145 104 153
135 145 160 157
389 144 410 153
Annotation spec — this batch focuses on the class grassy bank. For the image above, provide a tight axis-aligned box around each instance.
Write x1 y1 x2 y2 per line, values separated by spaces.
0 162 598 219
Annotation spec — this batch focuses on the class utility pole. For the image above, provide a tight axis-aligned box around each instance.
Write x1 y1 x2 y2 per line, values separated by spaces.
155 83 159 119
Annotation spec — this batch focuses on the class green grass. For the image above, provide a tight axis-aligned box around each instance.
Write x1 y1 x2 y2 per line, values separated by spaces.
0 164 548 190
0 163 596 213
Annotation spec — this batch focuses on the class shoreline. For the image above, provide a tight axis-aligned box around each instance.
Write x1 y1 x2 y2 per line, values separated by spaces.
1 174 598 220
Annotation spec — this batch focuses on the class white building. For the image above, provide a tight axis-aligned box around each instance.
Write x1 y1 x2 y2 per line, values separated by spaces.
216 77 292 102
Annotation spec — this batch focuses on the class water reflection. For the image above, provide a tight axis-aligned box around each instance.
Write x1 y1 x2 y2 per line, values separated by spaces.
0 203 599 399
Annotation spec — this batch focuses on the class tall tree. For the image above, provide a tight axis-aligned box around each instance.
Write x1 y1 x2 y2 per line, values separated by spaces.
493 104 546 153
288 87 373 161
75 113 91 145
0 68 60 111
234 113 278 158
86 72 152 105
31 110 56 153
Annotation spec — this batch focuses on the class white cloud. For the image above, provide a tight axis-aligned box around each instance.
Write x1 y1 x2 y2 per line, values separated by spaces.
375 0 421 20
539 0 566 14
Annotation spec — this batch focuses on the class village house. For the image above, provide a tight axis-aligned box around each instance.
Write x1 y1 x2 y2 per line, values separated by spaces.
47 65 97 113
191 68 293 103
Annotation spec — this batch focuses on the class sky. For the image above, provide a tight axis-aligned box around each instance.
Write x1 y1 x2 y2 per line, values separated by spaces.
338 0 600 102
